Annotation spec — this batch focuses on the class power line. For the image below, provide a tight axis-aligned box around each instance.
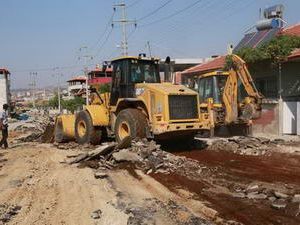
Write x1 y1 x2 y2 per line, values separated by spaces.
127 0 143 8
94 28 114 57
137 0 174 21
139 0 203 27
90 10 115 50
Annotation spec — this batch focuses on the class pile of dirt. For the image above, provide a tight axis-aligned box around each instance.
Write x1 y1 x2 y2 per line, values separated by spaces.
207 136 285 156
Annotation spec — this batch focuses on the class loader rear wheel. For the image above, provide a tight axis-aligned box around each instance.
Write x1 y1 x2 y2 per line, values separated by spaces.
115 109 148 143
75 110 102 145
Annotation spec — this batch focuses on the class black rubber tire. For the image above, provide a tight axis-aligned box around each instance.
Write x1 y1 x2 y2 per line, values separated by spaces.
75 110 102 145
115 108 148 143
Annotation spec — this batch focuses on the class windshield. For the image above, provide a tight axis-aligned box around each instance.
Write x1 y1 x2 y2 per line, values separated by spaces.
130 60 160 83
215 76 227 104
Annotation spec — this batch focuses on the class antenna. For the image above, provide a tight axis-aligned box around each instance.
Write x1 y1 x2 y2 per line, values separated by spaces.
113 1 137 56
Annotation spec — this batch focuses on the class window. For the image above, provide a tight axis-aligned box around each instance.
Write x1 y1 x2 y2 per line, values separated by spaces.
255 77 278 98
130 60 160 83
198 77 214 103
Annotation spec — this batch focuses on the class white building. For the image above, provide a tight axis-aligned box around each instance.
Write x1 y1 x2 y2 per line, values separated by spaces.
0 69 11 107
67 76 86 97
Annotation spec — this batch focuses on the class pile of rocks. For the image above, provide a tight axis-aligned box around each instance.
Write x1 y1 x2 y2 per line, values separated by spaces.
11 115 54 143
207 136 284 156
0 204 21 224
64 138 185 176
232 183 300 211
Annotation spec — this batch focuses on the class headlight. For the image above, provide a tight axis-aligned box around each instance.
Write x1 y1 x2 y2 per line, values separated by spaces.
135 88 145 96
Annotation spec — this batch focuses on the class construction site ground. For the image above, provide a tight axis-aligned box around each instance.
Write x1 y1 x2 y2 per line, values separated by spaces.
1 129 300 225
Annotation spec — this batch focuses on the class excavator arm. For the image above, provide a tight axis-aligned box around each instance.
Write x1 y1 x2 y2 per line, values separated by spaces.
223 54 263 124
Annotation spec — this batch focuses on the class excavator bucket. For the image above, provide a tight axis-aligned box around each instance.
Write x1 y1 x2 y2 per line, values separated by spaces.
54 114 76 143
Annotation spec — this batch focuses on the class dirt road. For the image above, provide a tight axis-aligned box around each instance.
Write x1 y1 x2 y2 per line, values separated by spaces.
0 144 213 225
0 140 299 225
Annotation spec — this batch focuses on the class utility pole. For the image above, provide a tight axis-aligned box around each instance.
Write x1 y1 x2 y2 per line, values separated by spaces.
29 72 37 108
52 67 62 113
78 46 93 105
147 41 152 57
113 1 137 56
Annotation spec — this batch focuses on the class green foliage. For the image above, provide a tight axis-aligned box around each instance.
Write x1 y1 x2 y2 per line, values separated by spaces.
98 83 111 94
48 94 85 113
234 35 300 65
62 97 85 112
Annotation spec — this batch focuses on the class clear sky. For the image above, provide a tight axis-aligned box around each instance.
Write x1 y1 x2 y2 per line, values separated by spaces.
1 0 300 89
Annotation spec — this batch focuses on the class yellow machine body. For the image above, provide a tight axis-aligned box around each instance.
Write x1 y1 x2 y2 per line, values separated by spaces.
54 114 76 141
197 54 263 129
109 82 212 138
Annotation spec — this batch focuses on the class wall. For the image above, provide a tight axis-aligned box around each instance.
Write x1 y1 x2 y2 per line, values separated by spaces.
0 74 8 107
253 102 279 135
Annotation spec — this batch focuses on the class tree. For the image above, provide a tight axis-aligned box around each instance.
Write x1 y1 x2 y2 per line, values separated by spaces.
48 95 85 113
235 35 300 64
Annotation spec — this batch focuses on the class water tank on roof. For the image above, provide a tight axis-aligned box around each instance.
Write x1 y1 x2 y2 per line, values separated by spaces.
264 4 284 19
256 18 279 31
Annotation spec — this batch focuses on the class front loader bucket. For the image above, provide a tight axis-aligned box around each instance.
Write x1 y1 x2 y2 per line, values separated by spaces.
54 114 76 143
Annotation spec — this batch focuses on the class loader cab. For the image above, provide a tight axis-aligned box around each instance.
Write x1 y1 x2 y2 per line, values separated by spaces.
198 71 228 105
110 56 160 105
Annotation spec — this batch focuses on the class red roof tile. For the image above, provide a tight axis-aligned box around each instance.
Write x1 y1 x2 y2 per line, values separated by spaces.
0 68 10 74
181 56 226 75
288 48 300 60
280 23 300 37
67 76 86 82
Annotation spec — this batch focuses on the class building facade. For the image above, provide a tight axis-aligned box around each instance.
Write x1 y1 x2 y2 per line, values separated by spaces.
0 69 11 108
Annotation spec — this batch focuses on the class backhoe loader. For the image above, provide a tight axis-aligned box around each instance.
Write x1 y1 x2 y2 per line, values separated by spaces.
54 55 213 144
197 54 263 136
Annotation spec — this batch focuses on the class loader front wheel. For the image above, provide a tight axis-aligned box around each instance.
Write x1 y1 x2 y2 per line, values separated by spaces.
75 110 102 145
115 109 148 143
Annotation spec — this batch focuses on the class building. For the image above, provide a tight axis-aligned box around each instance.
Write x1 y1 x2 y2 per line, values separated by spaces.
0 68 11 107
67 76 86 97
88 65 112 89
180 5 300 136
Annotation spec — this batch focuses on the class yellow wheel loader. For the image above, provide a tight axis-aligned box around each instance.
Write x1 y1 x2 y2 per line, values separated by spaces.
197 54 263 136
54 55 213 144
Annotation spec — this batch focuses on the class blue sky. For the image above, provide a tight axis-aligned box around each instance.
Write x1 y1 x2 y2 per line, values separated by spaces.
1 0 299 89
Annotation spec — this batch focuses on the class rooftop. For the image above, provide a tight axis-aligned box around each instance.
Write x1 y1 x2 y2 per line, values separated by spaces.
67 76 86 83
0 68 10 74
181 56 226 75
280 23 300 36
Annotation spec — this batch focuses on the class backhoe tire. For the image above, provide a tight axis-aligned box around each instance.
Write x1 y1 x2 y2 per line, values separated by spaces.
115 108 148 143
75 110 102 145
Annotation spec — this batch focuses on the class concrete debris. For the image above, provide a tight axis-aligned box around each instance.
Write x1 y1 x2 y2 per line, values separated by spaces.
10 112 54 143
271 199 287 209
292 194 300 203
90 209 102 219
273 191 289 199
66 153 89 164
246 184 259 193
112 150 141 162
0 204 21 224
247 193 267 200
207 136 286 155
94 172 108 179
232 193 246 198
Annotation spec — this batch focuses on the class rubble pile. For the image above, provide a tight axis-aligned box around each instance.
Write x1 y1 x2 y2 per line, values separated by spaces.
11 114 54 143
207 136 285 156
0 204 21 224
64 138 191 175
232 183 300 211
